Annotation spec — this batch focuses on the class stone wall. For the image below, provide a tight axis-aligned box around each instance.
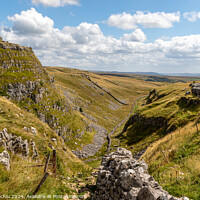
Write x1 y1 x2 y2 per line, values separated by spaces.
93 148 188 200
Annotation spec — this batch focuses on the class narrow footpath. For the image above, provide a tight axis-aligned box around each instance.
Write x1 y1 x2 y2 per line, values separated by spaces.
83 95 147 163
106 95 147 154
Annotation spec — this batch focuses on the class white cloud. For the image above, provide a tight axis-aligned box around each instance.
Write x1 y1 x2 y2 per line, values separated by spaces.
8 8 54 35
121 29 146 42
183 11 200 22
32 0 80 7
1 8 200 72
106 11 180 30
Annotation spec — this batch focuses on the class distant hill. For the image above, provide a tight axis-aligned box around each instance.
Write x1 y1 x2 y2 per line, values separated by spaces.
93 70 200 77
163 73 200 77
92 71 163 76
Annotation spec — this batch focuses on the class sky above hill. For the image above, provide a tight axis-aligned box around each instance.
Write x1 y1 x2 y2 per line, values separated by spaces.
1 0 200 73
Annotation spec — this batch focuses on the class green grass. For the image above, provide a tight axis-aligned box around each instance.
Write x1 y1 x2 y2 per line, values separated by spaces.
142 122 200 199
120 82 200 148
0 97 91 196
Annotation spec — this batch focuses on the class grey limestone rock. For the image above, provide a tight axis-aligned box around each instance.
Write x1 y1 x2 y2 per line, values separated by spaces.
191 83 200 97
0 129 30 159
31 126 38 135
92 148 188 200
0 150 10 171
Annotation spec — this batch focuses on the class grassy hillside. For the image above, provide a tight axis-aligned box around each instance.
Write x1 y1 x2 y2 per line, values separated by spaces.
142 121 200 199
45 67 164 131
119 82 200 148
0 96 91 197
1 40 199 198
0 41 100 155
117 81 200 199
45 66 165 156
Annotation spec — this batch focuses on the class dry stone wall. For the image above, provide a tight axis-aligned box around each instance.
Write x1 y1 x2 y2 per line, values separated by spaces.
93 148 188 200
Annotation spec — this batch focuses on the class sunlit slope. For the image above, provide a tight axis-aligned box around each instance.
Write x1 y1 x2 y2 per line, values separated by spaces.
118 81 200 199
0 41 100 153
142 122 200 200
119 82 200 151
45 66 164 132
0 96 89 196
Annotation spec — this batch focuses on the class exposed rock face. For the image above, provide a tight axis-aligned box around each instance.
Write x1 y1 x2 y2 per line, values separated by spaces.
0 40 72 138
31 126 38 135
0 150 10 171
177 97 200 108
122 113 168 135
30 141 39 159
191 83 200 97
93 148 188 200
0 41 33 52
0 128 31 158
6 81 46 103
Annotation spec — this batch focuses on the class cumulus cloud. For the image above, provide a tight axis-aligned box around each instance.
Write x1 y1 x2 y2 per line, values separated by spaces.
8 8 54 35
121 29 146 42
1 8 200 72
106 11 180 30
183 11 200 22
32 0 80 7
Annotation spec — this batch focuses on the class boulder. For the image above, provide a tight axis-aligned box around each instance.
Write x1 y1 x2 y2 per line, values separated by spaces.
0 150 10 171
31 141 39 159
31 127 37 135
191 83 200 97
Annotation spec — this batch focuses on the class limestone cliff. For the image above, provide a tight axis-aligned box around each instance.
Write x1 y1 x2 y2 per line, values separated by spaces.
0 40 86 140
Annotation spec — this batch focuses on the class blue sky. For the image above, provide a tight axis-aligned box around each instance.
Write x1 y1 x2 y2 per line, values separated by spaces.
1 0 200 72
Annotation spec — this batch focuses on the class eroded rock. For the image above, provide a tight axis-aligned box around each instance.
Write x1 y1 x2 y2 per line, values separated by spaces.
0 150 10 171
191 83 200 97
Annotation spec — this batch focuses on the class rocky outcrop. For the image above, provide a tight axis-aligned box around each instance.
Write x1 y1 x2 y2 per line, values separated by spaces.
122 113 168 135
191 83 200 97
177 97 200 108
0 41 33 52
6 81 47 103
30 141 39 159
0 150 10 171
93 148 188 200
0 40 71 138
146 89 168 105
0 128 38 159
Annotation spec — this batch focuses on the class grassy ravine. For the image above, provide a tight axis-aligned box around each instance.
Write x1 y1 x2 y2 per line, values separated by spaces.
1 40 199 198
119 82 200 199
0 96 91 197
45 67 164 132
45 66 164 153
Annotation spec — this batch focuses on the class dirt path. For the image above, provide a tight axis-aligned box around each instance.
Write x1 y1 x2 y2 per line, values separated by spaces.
106 95 147 154
72 73 147 160
73 123 107 159
83 95 147 162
